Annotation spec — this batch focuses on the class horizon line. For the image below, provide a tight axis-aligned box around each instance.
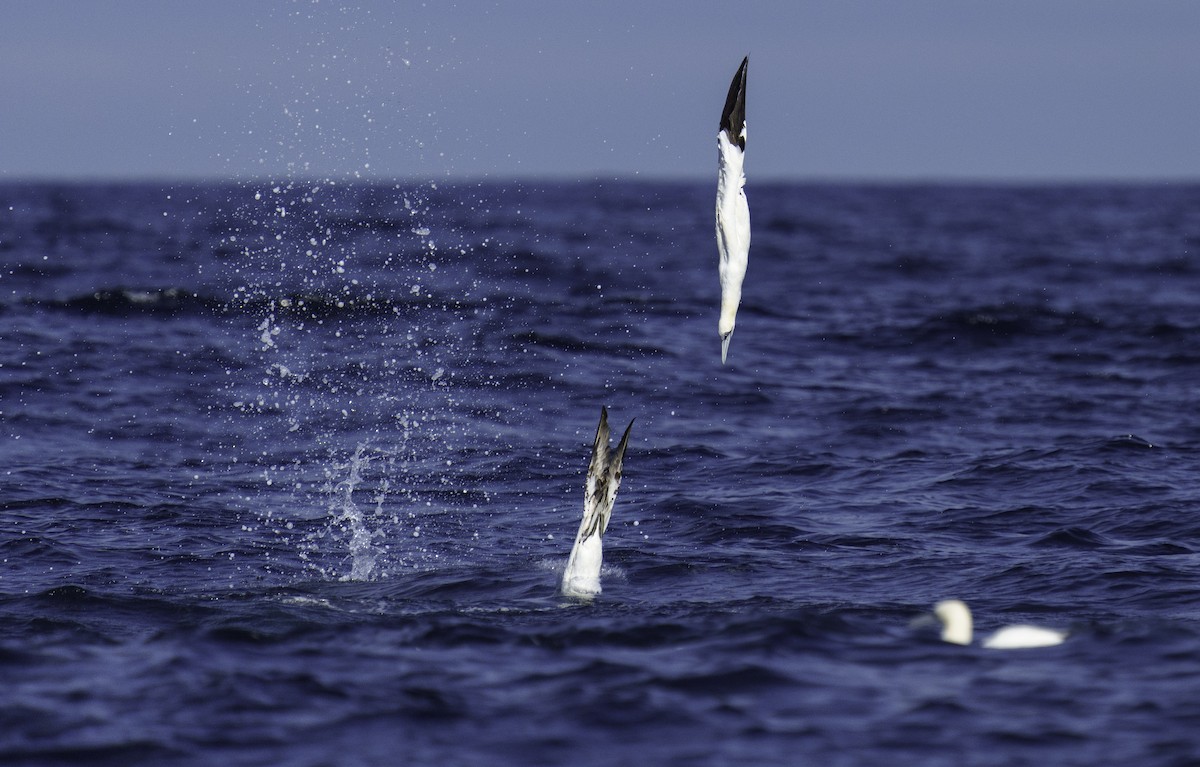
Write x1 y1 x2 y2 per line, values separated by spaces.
3 172 1200 187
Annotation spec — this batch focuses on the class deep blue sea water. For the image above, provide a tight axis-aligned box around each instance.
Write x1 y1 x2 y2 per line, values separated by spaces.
3 179 1200 765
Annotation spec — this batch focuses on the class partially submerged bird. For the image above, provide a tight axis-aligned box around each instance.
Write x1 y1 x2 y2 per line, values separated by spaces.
933 599 1068 650
560 407 634 598
716 55 750 365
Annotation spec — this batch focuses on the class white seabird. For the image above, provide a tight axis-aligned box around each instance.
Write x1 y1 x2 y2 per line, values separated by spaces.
560 407 634 598
934 599 1068 650
716 55 750 365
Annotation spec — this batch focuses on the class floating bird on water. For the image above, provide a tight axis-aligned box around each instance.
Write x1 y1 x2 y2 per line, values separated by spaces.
560 407 634 598
933 599 1068 649
716 55 750 365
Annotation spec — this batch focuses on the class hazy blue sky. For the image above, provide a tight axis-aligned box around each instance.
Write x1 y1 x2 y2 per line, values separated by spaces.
2 1 1197 181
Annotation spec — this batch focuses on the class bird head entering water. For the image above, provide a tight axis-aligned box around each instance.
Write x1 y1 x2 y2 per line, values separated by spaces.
560 407 634 599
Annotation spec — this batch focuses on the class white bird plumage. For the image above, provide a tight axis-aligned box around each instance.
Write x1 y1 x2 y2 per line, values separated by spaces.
560 407 634 598
716 55 750 365
934 599 1068 650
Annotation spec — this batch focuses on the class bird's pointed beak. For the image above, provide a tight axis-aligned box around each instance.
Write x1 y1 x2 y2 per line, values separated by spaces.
720 331 733 365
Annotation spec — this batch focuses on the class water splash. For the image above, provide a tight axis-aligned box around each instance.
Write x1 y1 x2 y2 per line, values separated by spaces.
329 444 382 581
300 441 430 581
206 4 488 584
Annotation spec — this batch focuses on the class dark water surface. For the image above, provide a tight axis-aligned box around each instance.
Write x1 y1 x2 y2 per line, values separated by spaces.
3 180 1200 765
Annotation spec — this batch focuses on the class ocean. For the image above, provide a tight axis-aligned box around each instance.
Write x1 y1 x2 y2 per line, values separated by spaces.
2 179 1200 765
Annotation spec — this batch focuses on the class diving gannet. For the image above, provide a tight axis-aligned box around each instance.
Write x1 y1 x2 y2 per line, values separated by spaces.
716 55 750 365
560 407 634 598
934 599 1068 650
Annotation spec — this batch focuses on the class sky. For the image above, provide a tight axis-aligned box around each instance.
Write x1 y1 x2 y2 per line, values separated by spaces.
1 1 1198 182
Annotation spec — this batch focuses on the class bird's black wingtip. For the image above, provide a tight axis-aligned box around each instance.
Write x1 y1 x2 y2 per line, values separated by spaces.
719 56 748 150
